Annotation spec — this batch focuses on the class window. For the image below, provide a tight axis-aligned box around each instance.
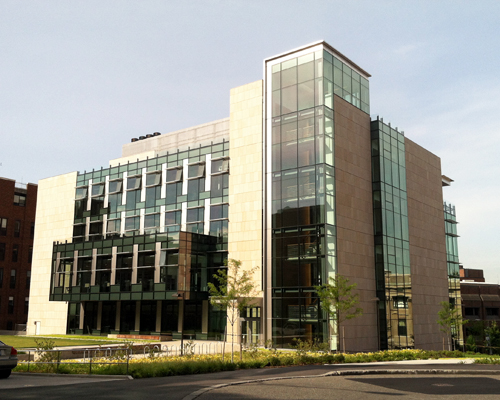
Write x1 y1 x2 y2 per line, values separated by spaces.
96 256 112 292
188 163 205 179
210 174 228 198
10 269 16 289
186 222 204 234
74 199 86 219
0 243 5 261
126 189 141 211
144 213 160 232
0 218 7 236
24 297 29 314
166 182 182 205
146 186 161 208
211 158 229 174
28 246 33 263
8 297 14 314
73 224 86 239
137 252 155 291
107 192 122 213
124 216 140 233
465 307 479 316
108 179 123 194
90 196 104 216
188 178 205 202
210 204 228 220
209 220 228 243
397 319 407 336
14 220 21 238
26 270 31 289
76 257 92 293
146 172 162 187
106 219 121 236
164 211 181 232
75 187 88 200
0 268 3 288
14 193 26 206
165 210 181 226
88 222 102 239
12 245 19 262
166 167 183 183
127 176 141 190
30 222 35 239
393 296 408 309
486 308 499 317
91 183 105 197
186 207 204 223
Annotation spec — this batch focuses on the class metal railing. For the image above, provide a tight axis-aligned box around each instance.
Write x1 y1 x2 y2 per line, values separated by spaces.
18 342 234 375
20 347 131 375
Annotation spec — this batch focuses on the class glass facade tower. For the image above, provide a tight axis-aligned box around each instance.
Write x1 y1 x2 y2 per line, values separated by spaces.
371 119 413 349
265 43 370 347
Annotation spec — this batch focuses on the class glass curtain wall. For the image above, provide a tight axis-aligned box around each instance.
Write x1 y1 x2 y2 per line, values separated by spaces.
268 48 333 348
267 44 370 348
444 202 464 347
371 118 413 350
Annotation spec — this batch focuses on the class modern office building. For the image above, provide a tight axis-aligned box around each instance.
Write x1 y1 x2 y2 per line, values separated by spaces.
28 41 458 351
0 177 37 331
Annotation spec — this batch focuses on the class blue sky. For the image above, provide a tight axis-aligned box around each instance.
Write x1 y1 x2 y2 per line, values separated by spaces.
1 1 499 281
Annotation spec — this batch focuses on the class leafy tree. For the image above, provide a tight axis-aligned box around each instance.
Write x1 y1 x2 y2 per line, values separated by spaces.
437 301 468 351
208 259 259 362
485 321 500 355
315 275 363 352
465 334 477 352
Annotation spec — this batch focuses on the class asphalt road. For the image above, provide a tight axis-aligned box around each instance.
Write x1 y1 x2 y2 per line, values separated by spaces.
197 375 500 400
2 363 500 400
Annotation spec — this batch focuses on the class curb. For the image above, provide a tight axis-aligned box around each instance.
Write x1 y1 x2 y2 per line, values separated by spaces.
12 372 133 380
182 369 500 400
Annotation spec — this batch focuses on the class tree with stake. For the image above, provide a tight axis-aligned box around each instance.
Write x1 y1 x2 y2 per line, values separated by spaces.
437 301 468 351
208 259 259 362
315 275 363 353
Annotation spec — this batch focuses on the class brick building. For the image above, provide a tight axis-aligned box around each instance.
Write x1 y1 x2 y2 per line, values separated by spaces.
0 177 37 330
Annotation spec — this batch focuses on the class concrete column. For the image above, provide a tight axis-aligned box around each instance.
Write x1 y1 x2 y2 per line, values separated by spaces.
154 242 161 283
115 301 121 332
156 301 162 333
91 248 97 286
135 301 141 332
202 300 209 334
97 302 102 330
178 300 184 333
72 250 78 287
132 244 138 284
111 247 117 285
79 303 85 330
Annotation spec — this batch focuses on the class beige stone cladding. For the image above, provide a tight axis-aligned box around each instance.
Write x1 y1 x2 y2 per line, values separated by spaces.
227 81 264 340
334 95 378 352
27 172 77 335
120 118 230 159
109 151 156 167
405 138 449 350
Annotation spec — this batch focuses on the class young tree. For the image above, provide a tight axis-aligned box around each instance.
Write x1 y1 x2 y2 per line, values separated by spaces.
315 275 363 353
485 322 500 355
208 259 259 362
437 301 468 351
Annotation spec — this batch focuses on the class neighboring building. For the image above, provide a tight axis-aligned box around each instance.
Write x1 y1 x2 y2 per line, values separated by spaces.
28 41 456 351
460 265 485 283
462 282 500 324
0 177 37 331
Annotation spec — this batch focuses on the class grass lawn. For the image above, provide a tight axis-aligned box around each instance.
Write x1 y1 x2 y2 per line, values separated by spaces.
0 335 131 349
